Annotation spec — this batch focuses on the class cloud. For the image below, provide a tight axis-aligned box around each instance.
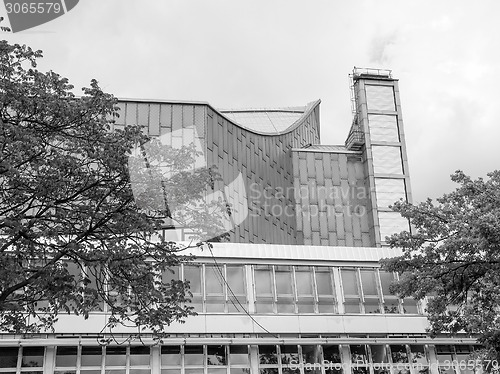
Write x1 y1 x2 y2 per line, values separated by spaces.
368 32 398 65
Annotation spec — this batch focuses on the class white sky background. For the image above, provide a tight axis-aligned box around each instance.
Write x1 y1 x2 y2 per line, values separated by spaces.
2 0 500 203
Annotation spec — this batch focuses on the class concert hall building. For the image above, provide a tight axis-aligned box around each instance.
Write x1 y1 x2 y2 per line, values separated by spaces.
0 69 477 374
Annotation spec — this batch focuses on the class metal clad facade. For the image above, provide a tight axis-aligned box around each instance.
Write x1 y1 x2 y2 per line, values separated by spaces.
118 99 320 244
293 150 373 247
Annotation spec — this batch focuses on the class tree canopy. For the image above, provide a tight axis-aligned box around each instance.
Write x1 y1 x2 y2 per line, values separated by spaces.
382 170 500 360
0 40 227 339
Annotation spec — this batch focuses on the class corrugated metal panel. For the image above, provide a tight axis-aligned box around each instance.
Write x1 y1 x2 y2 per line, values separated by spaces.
368 114 399 142
172 105 183 131
374 178 406 209
319 212 328 239
117 100 321 245
137 103 149 128
182 105 194 129
338 154 348 179
194 105 205 140
312 232 321 245
322 153 332 179
125 102 137 124
330 154 341 186
365 85 395 111
372 146 403 174
114 102 126 125
159 104 172 129
149 104 160 136
378 211 410 241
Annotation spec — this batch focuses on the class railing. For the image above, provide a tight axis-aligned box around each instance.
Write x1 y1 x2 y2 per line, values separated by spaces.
345 115 364 151
352 66 392 79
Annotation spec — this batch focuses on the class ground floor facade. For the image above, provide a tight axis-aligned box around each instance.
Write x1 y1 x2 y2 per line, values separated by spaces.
0 244 479 374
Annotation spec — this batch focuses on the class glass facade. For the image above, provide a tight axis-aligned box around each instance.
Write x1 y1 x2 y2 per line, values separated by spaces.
52 262 420 316
167 264 248 313
0 344 483 374
253 265 336 314
340 268 419 315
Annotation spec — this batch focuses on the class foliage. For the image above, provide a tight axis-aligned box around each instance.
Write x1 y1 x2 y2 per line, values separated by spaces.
381 170 500 361
0 40 227 338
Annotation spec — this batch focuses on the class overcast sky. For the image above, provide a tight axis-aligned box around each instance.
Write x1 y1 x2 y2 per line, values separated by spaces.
3 0 499 203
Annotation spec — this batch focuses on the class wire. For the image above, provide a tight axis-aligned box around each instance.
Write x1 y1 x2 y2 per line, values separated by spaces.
205 243 280 339
208 263 242 313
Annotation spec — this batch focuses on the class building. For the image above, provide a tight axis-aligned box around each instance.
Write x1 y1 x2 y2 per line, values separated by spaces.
0 69 478 374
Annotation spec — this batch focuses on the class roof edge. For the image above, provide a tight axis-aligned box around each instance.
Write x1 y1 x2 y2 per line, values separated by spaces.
214 99 321 136
116 98 321 137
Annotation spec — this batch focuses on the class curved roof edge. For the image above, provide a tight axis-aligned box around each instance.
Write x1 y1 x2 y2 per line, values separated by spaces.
117 97 321 137
217 99 321 136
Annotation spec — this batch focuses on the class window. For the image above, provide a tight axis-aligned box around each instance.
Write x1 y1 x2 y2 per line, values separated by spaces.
341 270 361 313
207 345 227 366
82 265 105 312
205 265 225 313
275 267 294 313
226 265 247 313
301 345 322 374
390 345 410 374
254 266 275 313
253 265 336 314
60 346 151 374
360 270 381 313
410 345 429 374
161 346 181 368
183 265 203 312
166 263 247 313
55 347 78 374
322 345 342 374
129 347 151 374
0 347 45 374
258 345 300 374
378 272 400 314
350 345 369 374
341 269 419 314
81 346 102 367
161 345 250 374
369 345 390 374
0 347 19 370
346 345 429 374
295 267 315 313
435 345 480 374
315 268 336 313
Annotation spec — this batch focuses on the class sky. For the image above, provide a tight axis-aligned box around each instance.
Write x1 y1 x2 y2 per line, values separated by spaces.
2 0 500 203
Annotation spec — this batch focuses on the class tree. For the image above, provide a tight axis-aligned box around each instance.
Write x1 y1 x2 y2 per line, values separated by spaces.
0 40 228 339
381 170 500 361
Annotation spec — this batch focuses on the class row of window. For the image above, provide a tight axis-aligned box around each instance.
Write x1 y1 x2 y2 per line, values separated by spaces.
51 262 420 315
0 344 481 374
172 264 420 315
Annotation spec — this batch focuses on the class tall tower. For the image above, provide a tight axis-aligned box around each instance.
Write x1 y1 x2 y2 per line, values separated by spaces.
347 67 412 246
